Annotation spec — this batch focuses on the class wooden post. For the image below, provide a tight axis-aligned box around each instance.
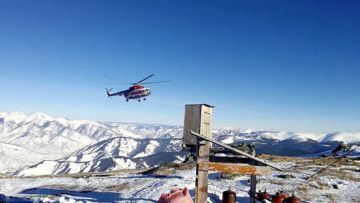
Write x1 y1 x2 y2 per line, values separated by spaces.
250 151 256 203
183 104 214 203
195 138 210 203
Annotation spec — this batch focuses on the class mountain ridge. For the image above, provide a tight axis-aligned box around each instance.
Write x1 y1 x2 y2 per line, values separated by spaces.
1 111 359 176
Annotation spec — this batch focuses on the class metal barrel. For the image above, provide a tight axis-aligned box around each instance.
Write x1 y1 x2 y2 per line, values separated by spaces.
222 188 236 203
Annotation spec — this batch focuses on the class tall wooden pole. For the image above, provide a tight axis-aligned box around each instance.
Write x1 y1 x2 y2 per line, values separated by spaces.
249 150 256 203
195 138 210 203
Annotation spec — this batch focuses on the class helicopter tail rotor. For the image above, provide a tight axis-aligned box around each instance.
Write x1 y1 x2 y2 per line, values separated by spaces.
105 88 113 97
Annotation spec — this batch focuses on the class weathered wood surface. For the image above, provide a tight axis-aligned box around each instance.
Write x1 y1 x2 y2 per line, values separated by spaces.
250 174 257 203
186 104 214 203
200 105 212 148
183 105 201 147
199 162 272 175
190 131 282 171
183 104 213 148
195 139 210 203
250 150 257 203
209 156 266 166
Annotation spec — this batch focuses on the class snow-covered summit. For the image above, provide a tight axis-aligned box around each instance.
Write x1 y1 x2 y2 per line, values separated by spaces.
0 111 28 124
319 132 360 143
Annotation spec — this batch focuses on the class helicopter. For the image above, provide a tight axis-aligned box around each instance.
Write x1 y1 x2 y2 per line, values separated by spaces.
105 74 169 102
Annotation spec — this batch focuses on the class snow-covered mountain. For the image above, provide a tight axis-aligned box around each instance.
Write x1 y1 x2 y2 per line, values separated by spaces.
16 137 186 176
1 111 359 176
0 112 106 172
0 112 186 175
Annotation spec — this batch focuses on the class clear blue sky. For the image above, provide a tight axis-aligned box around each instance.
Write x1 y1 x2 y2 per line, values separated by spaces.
1 0 359 132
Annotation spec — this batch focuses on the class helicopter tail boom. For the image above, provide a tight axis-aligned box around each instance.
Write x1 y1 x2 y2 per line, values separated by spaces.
106 88 128 97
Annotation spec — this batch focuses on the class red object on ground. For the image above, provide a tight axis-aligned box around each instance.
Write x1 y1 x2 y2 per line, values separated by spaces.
257 190 271 200
285 194 302 203
222 188 236 203
272 191 290 203
272 195 286 203
157 187 194 203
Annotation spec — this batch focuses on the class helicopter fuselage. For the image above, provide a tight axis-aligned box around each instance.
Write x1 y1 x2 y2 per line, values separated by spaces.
125 85 151 101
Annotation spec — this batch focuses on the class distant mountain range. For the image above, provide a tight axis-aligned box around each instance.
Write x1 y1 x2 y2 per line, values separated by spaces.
0 112 359 176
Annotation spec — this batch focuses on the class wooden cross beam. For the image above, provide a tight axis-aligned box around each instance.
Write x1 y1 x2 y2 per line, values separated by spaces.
190 131 282 171
199 162 271 175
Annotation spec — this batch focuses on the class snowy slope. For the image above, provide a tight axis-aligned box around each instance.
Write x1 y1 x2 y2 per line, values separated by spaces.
0 142 59 173
0 117 4 133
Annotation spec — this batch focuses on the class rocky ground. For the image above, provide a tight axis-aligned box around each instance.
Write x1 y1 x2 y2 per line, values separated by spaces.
256 155 360 202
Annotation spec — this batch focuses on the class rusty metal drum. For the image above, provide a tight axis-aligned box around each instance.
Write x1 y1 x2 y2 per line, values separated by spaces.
272 191 289 203
285 194 301 203
222 188 236 203
257 190 271 200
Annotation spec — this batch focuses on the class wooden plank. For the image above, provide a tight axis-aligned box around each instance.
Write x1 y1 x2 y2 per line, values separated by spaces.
190 131 282 171
199 162 271 175
200 105 213 148
209 156 266 166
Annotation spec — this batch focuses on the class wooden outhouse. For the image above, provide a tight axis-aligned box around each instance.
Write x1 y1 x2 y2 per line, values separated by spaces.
182 104 214 148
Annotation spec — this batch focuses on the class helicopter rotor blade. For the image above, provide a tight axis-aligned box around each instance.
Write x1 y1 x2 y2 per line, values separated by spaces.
104 74 168 85
141 80 171 84
104 75 131 85
135 74 154 84
104 76 119 81
104 82 132 85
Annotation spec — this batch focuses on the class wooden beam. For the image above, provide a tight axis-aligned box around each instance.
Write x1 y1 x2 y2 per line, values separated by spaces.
209 156 266 166
199 162 271 175
190 131 282 171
